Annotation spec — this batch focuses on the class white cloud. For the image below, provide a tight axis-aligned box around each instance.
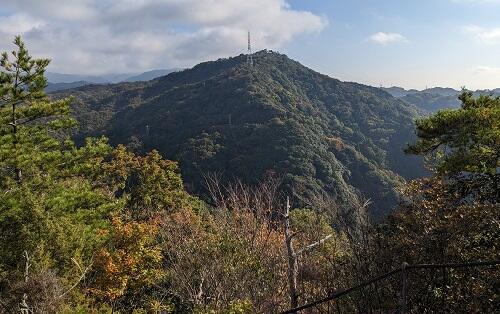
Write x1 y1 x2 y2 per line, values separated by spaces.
0 0 327 74
473 65 500 74
464 25 500 44
368 32 408 45
0 14 45 34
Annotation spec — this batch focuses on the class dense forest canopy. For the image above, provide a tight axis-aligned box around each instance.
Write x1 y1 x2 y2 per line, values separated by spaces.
0 37 498 313
56 50 425 219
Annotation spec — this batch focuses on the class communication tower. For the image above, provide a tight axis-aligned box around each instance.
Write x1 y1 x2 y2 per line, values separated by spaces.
247 31 253 66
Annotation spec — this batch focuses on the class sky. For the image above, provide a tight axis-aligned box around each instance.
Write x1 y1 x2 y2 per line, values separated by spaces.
0 0 499 90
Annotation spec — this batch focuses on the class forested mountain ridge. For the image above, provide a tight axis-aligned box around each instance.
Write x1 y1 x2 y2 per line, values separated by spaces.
383 86 500 112
55 50 424 218
3 35 497 314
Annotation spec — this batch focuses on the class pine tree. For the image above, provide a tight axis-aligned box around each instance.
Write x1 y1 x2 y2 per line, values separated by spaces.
0 36 200 312
377 91 500 312
406 90 500 176
0 35 74 184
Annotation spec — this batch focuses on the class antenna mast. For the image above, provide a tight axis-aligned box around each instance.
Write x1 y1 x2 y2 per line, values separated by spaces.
247 31 253 66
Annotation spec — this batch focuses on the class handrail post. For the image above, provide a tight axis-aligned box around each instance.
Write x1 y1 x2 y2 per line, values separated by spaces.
400 262 408 314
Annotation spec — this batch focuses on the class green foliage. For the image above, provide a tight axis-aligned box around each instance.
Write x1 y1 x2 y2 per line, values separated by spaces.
7 36 496 313
0 37 197 313
290 208 335 247
406 91 500 175
57 50 424 218
98 145 192 218
400 91 460 112
0 174 120 274
0 36 49 102
0 37 115 277
196 299 253 314
0 36 76 184
376 176 499 312
375 91 500 312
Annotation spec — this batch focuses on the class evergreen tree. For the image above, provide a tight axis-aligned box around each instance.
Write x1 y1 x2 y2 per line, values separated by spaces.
375 91 500 312
406 90 499 176
0 35 74 184
0 37 197 312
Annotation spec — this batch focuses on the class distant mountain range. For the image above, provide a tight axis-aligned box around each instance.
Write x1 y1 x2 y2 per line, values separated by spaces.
54 51 425 219
124 69 182 82
45 81 93 93
46 72 124 84
45 69 181 92
382 86 500 112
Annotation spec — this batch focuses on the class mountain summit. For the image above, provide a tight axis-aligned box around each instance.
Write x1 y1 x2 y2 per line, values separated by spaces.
57 50 424 218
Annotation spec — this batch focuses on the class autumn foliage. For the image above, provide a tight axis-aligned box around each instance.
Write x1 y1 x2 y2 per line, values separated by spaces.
89 216 164 301
1 37 497 313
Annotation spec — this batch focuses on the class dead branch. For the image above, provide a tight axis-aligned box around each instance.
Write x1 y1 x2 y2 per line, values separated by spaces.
295 234 334 257
57 258 92 299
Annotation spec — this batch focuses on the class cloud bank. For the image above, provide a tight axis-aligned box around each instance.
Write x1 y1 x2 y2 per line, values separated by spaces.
0 0 327 74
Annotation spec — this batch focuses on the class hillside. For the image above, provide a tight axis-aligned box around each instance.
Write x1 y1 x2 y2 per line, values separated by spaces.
400 92 461 112
384 86 500 113
55 50 424 218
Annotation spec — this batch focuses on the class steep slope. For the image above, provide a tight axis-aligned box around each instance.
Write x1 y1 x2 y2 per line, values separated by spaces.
56 51 424 218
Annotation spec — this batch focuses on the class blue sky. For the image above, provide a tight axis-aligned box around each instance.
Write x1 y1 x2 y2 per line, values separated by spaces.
284 0 500 89
0 0 499 89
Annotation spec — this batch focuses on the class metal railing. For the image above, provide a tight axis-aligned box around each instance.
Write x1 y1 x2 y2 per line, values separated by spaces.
281 260 500 314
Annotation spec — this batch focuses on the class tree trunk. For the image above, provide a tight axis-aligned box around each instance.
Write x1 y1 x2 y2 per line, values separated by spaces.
12 66 22 183
284 197 299 311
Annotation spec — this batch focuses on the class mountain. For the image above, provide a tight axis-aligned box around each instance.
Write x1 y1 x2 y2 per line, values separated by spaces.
384 86 500 113
45 81 92 92
383 86 459 98
54 50 425 218
124 69 181 82
46 72 112 84
45 70 180 93
382 86 418 98
46 69 180 84
421 87 459 97
383 87 461 112
400 92 461 112
46 71 134 83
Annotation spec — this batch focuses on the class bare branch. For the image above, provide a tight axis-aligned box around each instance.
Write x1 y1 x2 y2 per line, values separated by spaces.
19 251 32 314
295 234 334 257
57 258 92 299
